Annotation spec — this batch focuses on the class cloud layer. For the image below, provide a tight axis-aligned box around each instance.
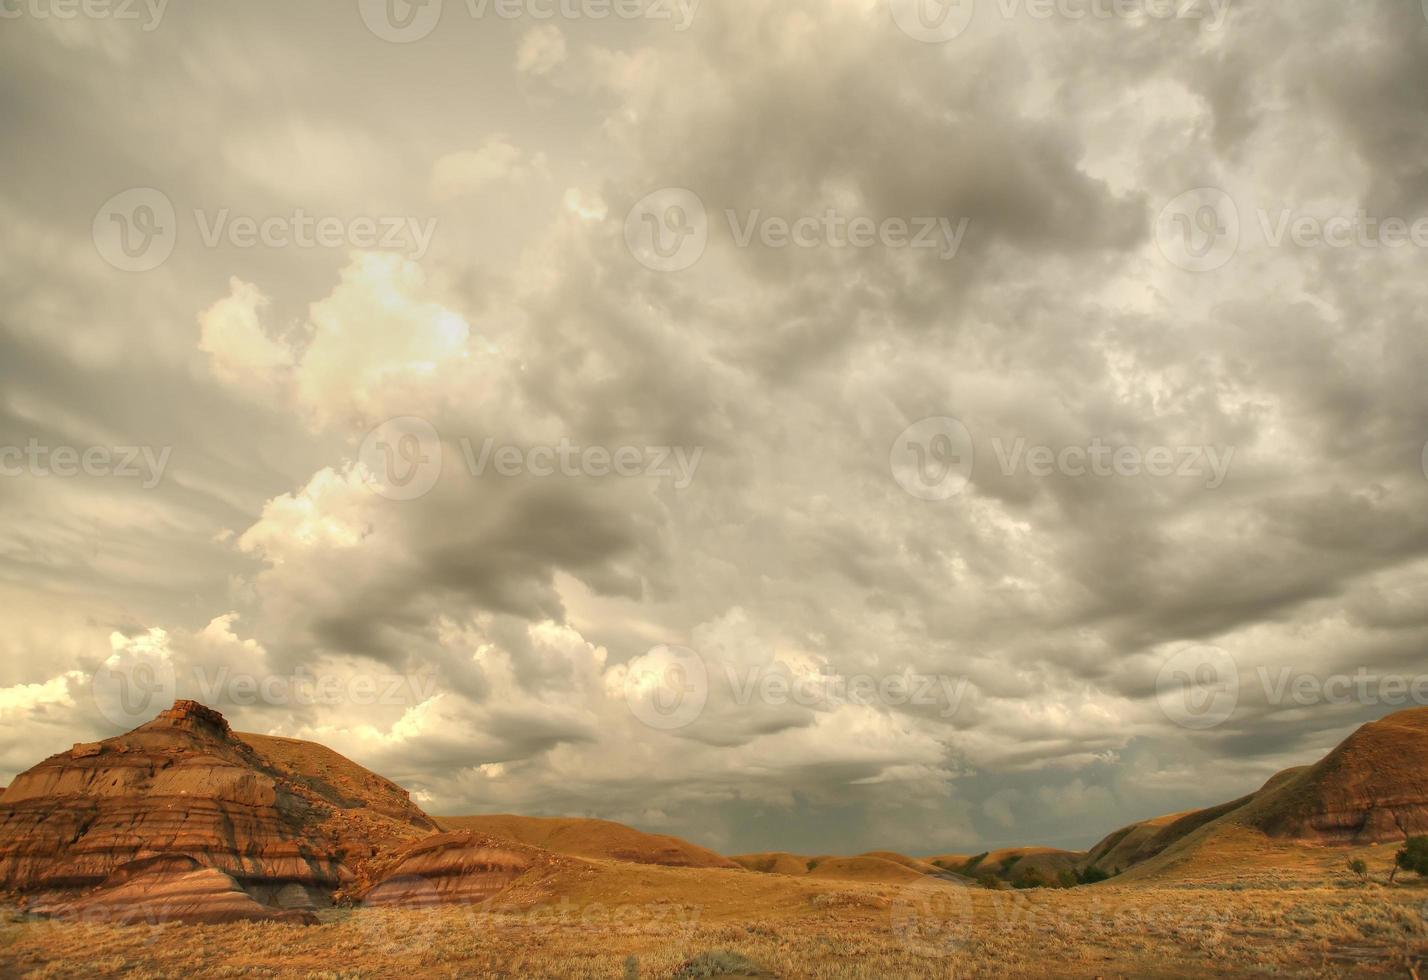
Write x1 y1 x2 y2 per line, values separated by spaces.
1 0 1426 855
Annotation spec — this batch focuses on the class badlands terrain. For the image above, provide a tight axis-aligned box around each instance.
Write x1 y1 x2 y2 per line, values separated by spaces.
3 702 1428 977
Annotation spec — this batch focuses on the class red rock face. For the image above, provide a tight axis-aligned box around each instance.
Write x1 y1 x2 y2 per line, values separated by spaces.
361 832 543 908
0 701 344 895
37 854 318 927
0 700 436 916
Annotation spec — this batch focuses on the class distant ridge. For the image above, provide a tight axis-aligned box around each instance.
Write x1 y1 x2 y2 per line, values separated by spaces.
435 813 739 869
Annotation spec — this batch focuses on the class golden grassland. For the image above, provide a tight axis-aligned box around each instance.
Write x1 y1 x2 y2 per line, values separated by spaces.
6 848 1428 980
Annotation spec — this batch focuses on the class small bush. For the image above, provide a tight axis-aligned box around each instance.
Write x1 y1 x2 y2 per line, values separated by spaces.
1396 837 1428 878
1013 869 1049 889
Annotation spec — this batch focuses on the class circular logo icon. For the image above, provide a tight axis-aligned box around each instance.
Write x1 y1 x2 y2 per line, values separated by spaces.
1155 187 1240 273
93 188 177 273
889 0 976 42
358 417 443 501
889 878 973 957
1155 644 1239 730
890 417 975 502
623 645 709 732
624 188 708 273
359 0 443 43
92 648 178 729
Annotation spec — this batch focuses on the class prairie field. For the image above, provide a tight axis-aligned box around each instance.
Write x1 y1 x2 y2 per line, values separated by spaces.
5 867 1428 979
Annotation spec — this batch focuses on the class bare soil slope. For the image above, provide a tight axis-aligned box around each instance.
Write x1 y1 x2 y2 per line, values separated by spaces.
1245 708 1428 843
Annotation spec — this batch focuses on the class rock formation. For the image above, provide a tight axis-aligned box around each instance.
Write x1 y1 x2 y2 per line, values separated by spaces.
361 831 547 907
0 700 436 921
37 854 318 926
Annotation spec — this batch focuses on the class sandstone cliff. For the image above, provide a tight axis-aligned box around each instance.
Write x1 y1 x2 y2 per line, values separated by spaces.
36 854 319 926
0 700 436 917
361 831 551 907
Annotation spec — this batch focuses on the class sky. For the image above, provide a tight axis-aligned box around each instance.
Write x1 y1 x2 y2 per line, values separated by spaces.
2 0 1428 857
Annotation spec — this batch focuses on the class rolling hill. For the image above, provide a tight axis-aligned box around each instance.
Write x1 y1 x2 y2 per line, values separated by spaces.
435 814 738 869
1087 708 1428 883
732 851 965 884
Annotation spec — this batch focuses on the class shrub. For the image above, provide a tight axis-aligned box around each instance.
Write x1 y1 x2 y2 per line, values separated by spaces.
1013 869 1050 889
960 852 989 876
1396 837 1428 879
1077 866 1111 885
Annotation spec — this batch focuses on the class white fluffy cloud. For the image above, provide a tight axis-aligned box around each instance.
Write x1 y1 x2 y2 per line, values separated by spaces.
199 253 472 427
198 278 294 391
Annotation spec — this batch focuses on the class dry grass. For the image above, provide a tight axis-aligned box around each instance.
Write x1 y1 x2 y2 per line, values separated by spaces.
1120 819 1419 887
5 871 1428 978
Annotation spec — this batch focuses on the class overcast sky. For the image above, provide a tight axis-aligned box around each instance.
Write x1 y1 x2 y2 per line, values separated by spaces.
2 0 1427 856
